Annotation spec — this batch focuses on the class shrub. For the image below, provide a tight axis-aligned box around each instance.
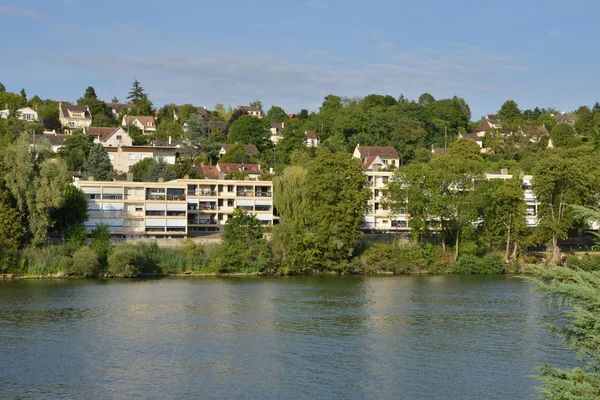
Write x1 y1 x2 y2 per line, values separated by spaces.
21 246 66 276
357 243 428 274
567 254 600 272
107 245 141 277
480 252 505 274
70 246 100 277
452 255 483 275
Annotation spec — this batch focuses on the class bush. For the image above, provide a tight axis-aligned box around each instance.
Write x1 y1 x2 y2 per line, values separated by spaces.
452 255 483 275
21 246 66 276
70 246 100 277
480 252 505 274
567 254 600 272
107 245 141 277
357 243 428 274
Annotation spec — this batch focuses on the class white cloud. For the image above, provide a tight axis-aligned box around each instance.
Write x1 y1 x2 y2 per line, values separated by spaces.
307 0 328 9
0 6 48 20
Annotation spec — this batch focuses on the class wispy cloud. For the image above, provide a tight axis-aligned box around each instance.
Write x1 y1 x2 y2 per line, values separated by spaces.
548 30 562 37
0 6 48 20
307 0 327 9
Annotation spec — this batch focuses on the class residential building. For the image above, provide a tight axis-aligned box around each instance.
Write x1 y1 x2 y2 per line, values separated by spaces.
122 115 157 134
553 112 576 125
84 126 132 147
106 103 133 118
30 133 68 153
304 130 320 147
459 133 484 148
217 163 263 179
105 145 179 173
219 144 260 157
432 147 449 154
0 106 38 121
270 122 284 143
238 105 263 118
59 103 92 132
353 145 400 168
485 170 539 227
75 177 274 238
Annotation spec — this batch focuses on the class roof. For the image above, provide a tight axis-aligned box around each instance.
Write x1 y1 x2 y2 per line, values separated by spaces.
61 104 91 119
554 112 575 124
271 122 284 129
432 147 449 154
221 144 260 155
356 145 399 160
203 121 226 130
104 146 178 153
460 133 483 142
31 134 67 147
217 162 262 174
123 115 156 127
363 155 387 170
304 130 319 140
486 114 498 120
196 107 208 116
201 165 219 179
536 125 549 135
239 105 261 113
85 126 120 142
288 113 296 119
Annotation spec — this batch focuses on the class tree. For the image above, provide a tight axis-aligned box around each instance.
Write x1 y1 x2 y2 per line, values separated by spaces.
219 143 259 164
532 151 598 263
59 133 94 171
228 115 271 152
497 100 521 124
51 184 88 238
83 86 97 100
214 103 233 121
71 246 101 277
0 82 5 92
83 143 115 181
303 151 370 268
273 166 309 227
249 99 263 113
19 88 27 105
127 79 153 116
575 106 596 139
0 202 23 272
143 158 175 182
418 93 436 106
131 158 156 181
550 123 578 148
176 104 196 123
111 96 119 103
528 266 600 400
127 79 145 103
91 223 111 267
448 138 483 163
265 106 288 122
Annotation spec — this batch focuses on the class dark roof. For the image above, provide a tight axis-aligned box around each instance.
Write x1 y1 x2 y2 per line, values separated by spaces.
304 130 319 140
217 163 262 174
31 134 67 147
536 125 549 135
356 145 399 159
460 133 482 142
239 105 261 113
85 126 119 142
203 121 226 130
432 147 449 154
486 114 499 120
106 103 133 111
474 120 492 132
221 144 260 155
61 104 91 119
196 107 208 116
554 113 575 124
271 122 284 129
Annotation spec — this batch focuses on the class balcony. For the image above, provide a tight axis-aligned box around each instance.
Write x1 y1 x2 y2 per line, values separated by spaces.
237 191 254 197
145 227 166 232
166 227 186 233
146 194 166 201
196 189 217 196
166 195 186 201
188 219 218 225
255 191 272 197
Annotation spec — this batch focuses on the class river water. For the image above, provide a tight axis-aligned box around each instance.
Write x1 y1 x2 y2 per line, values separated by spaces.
0 276 573 399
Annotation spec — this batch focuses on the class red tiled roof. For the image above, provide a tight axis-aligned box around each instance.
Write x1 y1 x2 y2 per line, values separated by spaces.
536 125 549 135
85 126 119 142
304 130 319 140
202 165 219 179
356 145 399 159
217 163 262 174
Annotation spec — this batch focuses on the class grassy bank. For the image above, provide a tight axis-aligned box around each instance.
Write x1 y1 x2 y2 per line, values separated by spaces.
4 241 590 279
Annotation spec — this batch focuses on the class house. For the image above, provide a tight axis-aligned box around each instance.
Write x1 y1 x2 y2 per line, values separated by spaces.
238 105 263 118
59 103 92 132
30 133 68 152
270 122 284 143
432 147 449 154
105 145 178 173
474 118 501 137
553 112 576 125
219 144 260 157
459 133 484 149
122 115 157 134
182 119 226 133
84 126 132 147
106 102 134 118
353 145 400 168
217 162 263 179
0 106 38 121
304 130 320 147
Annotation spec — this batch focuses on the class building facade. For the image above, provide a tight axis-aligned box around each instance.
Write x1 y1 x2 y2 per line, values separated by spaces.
75 178 274 238
59 103 92 132
105 146 179 173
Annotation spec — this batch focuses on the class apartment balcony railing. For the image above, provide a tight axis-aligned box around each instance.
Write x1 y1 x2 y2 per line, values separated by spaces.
255 192 272 197
237 191 254 197
188 219 218 225
166 195 186 201
146 195 166 201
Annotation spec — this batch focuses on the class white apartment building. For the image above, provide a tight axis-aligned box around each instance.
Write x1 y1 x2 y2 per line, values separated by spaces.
485 170 539 227
75 177 274 238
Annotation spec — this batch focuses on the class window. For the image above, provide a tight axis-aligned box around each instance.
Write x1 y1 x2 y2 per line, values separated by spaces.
227 185 234 192
227 200 234 207
116 135 122 140
128 154 136 160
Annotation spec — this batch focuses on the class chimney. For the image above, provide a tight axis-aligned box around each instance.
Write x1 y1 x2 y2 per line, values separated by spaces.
218 172 225 180
184 174 189 180
126 172 133 182
168 135 172 145
158 177 164 183
87 176 94 181
501 168 509 175
269 167 274 174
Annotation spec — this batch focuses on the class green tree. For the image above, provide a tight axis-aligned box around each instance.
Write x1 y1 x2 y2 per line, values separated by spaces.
449 138 483 163
71 246 100 277
83 143 115 181
219 143 259 164
178 104 197 123
83 86 97 99
131 157 157 181
497 100 521 124
228 115 271 152
528 266 600 400
143 158 175 182
550 123 579 148
265 106 288 122
51 184 88 238
273 166 309 227
0 82 5 92
19 88 27 105
91 223 111 267
127 79 145 103
126 79 153 116
0 202 24 272
59 132 94 171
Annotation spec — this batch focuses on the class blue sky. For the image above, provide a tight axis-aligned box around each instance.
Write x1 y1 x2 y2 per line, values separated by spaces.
0 0 597 119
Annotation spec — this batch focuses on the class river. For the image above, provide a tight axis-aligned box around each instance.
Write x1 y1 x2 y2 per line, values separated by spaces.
0 276 573 399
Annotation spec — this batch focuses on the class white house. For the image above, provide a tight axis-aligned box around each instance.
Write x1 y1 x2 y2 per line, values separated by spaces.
459 133 484 149
353 145 400 168
0 106 38 121
122 115 157 134
219 144 260 157
304 130 320 147
270 122 284 143
238 105 263 118
59 103 92 132
105 145 178 173
84 126 133 147
30 133 67 153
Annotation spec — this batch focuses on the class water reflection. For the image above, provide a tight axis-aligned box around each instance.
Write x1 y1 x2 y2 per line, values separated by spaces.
0 276 574 400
